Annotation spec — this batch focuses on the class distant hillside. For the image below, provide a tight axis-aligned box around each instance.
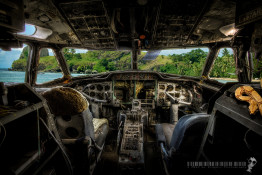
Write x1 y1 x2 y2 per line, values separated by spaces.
11 47 49 71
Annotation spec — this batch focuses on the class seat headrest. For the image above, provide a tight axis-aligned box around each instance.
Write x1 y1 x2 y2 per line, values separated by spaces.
42 87 88 116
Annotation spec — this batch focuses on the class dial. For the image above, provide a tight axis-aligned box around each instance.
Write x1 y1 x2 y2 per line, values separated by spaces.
90 85 95 90
159 84 165 90
97 84 103 91
105 85 110 91
166 85 174 91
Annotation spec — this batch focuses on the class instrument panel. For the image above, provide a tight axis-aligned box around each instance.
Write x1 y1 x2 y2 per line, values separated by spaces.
113 80 156 105
157 81 193 106
78 81 113 101
62 72 203 127
76 80 195 108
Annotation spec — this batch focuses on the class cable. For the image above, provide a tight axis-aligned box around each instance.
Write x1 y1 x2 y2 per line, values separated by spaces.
39 117 73 175
0 121 6 148
37 109 41 158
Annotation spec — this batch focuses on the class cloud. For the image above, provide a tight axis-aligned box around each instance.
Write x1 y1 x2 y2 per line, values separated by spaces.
12 48 23 51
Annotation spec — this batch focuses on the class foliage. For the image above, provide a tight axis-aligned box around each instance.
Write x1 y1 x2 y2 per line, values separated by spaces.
253 55 262 79
138 48 208 77
37 56 60 72
19 46 29 59
11 59 27 71
210 48 236 79
63 50 131 73
11 47 239 79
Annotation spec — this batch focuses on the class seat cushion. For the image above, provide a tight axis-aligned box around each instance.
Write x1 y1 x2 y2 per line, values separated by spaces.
161 123 175 147
93 118 109 147
93 118 108 133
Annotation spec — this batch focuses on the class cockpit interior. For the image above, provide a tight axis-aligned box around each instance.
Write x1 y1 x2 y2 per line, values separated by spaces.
0 0 262 175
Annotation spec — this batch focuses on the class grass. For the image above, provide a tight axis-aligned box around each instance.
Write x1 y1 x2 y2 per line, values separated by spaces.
139 55 173 70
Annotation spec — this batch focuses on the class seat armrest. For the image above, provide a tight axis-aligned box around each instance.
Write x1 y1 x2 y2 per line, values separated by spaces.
61 136 91 145
155 124 167 145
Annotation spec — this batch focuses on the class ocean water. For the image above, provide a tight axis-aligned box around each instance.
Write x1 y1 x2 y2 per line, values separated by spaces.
0 69 83 84
216 79 237 83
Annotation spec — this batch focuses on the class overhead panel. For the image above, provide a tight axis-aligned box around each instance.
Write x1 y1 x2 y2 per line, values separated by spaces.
59 0 117 49
151 0 207 49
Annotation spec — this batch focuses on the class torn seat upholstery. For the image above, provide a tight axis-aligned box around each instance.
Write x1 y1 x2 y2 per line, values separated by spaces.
42 87 109 175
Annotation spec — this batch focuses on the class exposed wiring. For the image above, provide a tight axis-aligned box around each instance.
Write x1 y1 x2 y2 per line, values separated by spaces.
0 121 6 148
244 129 251 151
39 117 73 175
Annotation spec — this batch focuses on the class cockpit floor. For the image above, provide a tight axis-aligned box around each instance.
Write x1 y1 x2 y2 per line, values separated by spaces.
94 129 165 175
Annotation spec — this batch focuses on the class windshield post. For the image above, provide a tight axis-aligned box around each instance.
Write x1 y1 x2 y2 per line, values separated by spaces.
201 45 219 78
131 49 138 70
53 47 71 78
130 8 138 70
235 41 251 83
25 43 40 85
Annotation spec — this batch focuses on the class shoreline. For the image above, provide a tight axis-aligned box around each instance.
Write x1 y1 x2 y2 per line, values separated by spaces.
211 77 237 81
211 77 260 82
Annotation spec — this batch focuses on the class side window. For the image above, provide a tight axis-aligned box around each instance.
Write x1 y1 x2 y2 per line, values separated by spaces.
209 48 237 83
252 53 262 82
36 48 63 84
0 44 29 83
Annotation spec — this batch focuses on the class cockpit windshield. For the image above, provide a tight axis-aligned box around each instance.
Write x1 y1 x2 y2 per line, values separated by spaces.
64 48 131 76
138 48 209 77
65 47 209 77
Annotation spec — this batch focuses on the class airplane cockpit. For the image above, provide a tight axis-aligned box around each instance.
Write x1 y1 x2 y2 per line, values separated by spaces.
0 0 262 175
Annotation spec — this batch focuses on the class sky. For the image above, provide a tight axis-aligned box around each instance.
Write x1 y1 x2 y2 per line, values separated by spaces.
0 24 232 69
18 24 36 35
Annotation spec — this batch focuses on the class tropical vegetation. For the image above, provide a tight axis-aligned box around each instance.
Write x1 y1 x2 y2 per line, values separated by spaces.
11 47 259 79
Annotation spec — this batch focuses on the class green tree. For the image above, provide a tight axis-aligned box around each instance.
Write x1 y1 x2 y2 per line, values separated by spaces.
210 48 235 78
74 53 82 59
11 59 27 71
71 49 76 54
63 48 73 61
77 65 85 73
222 48 230 57
19 46 29 59
157 49 207 76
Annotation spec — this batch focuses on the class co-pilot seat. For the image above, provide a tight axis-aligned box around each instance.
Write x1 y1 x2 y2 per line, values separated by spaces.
155 113 209 174
42 87 109 175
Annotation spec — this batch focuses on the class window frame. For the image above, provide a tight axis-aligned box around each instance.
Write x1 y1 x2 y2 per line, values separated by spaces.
207 47 238 84
34 47 64 85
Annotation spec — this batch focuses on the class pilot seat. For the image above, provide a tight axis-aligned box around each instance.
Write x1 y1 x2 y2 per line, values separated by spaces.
155 113 209 174
42 87 109 175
